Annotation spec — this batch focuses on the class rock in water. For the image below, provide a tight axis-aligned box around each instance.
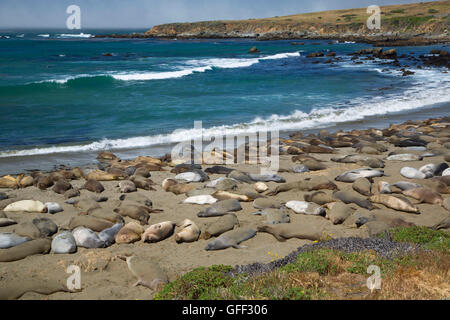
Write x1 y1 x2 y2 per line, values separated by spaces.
51 231 77 254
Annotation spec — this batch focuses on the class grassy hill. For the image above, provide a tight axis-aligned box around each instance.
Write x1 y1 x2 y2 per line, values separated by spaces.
145 1 450 42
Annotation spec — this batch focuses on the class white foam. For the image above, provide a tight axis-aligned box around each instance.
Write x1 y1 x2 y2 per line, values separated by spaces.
56 33 92 38
38 34 50 38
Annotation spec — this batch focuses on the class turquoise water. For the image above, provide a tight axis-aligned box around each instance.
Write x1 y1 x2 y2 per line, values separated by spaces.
0 29 449 173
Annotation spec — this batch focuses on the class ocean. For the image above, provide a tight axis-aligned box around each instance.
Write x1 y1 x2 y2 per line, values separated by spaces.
0 29 449 174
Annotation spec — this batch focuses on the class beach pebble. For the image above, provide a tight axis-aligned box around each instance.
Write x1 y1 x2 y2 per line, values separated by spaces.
183 195 218 205
72 227 105 248
285 201 325 216
291 165 309 173
400 167 426 179
254 182 269 193
0 233 31 249
51 231 77 254
45 202 63 214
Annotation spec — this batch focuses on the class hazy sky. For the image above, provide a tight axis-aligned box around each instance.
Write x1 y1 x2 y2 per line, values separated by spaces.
0 0 423 29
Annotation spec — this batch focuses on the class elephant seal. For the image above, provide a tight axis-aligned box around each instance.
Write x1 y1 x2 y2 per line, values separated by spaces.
52 179 72 194
0 175 18 189
206 177 238 191
175 172 204 183
331 155 384 168
254 182 269 193
433 163 449 176
443 168 450 176
392 181 423 191
212 191 251 202
200 213 239 240
257 222 324 242
183 195 218 205
402 187 443 205
51 231 77 254
0 192 8 201
400 167 426 179
248 173 286 183
419 164 436 179
285 201 325 216
119 181 137 193
304 191 336 205
297 158 326 171
34 175 54 190
335 168 384 183
83 179 105 193
130 176 155 191
19 176 34 188
73 199 100 212
162 178 196 195
343 210 376 228
197 199 242 217
291 165 309 173
432 217 450 230
333 191 375 210
175 219 200 243
116 255 168 290
115 222 144 244
227 171 253 183
378 181 392 194
268 176 338 196
68 216 114 232
0 218 16 227
98 223 124 247
252 209 290 225
170 164 201 174
369 194 420 214
0 238 51 262
0 233 31 249
253 198 281 210
4 200 47 213
205 166 234 175
32 217 58 237
119 193 153 207
205 227 257 251
386 154 423 161
87 207 124 224
142 221 176 243
72 227 105 248
86 170 122 181
45 202 63 214
352 178 372 196
444 198 450 211
114 205 150 225
325 202 353 225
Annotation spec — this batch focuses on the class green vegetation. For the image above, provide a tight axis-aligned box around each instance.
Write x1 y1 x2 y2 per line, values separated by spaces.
386 15 434 27
390 9 406 14
428 8 439 14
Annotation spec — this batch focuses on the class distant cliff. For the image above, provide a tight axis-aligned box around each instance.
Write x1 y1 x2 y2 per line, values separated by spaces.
145 1 450 43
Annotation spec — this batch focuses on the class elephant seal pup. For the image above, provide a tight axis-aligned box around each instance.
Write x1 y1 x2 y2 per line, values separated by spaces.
253 198 281 210
175 172 204 183
333 191 376 210
200 213 240 240
119 193 153 207
386 154 423 161
248 173 286 183
114 205 150 226
184 195 218 205
257 222 324 242
402 188 443 205
130 176 156 191
32 218 58 237
443 168 450 177
304 191 336 205
197 199 242 217
0 217 16 227
45 202 63 214
0 238 51 262
83 179 105 193
116 255 168 290
86 170 122 181
227 171 253 183
433 163 449 176
98 223 124 247
212 191 251 202
352 178 372 196
400 167 426 179
252 209 290 225
175 219 200 243
378 181 392 194
88 207 124 224
444 198 450 211
432 217 450 230
325 202 353 225
268 177 338 196
205 227 257 251
72 227 105 248
142 221 176 243
52 179 72 195
162 178 196 195
369 194 420 214
119 181 137 193
205 166 234 175
392 181 423 191
68 215 114 232
335 168 384 183
285 201 325 216
4 200 47 213
0 233 31 249
115 222 144 244
51 231 77 254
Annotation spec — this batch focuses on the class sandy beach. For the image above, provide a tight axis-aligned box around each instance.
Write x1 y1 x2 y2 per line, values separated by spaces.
0 116 449 300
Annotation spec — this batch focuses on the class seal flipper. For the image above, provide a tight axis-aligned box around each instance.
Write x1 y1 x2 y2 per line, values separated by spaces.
232 244 247 249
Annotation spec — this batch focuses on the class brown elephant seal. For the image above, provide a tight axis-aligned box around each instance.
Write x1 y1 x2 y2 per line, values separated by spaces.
257 222 324 242
83 179 105 193
116 255 168 290
200 213 240 240
142 221 176 243
87 207 125 224
115 222 144 244
52 179 72 194
0 175 18 189
35 175 54 190
175 219 200 243
432 217 450 230
86 170 123 181
212 190 251 202
64 188 80 199
443 198 450 211
197 199 242 217
119 180 137 193
162 178 195 195
205 227 256 250
352 178 372 196
114 205 151 225
97 151 118 161
252 208 291 225
119 193 153 207
325 202 354 225
0 278 71 300
68 215 114 232
304 191 336 205
107 167 129 179
73 199 100 212
253 198 281 210
0 238 51 262
297 158 326 171
19 175 34 188
369 194 420 214
333 191 375 210
268 176 338 196
130 176 156 191
402 187 443 205
361 221 391 237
